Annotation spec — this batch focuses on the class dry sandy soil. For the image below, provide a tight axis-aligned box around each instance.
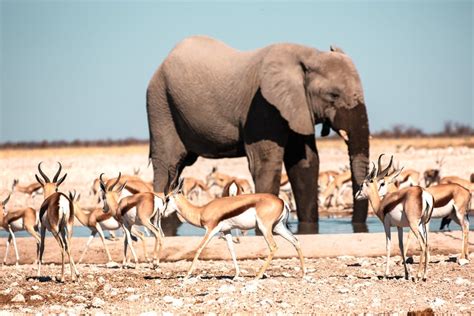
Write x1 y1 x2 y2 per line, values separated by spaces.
0 137 473 314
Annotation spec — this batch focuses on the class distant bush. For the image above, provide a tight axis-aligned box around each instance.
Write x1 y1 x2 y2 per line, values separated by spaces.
372 121 473 138
436 121 474 137
0 138 148 149
372 124 425 138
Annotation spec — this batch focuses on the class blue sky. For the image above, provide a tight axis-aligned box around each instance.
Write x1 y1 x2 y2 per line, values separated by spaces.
1 1 472 142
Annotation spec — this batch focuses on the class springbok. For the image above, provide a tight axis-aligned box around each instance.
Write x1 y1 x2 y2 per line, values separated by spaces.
36 162 79 282
440 176 474 192
319 170 351 208
161 179 305 280
355 155 434 281
423 156 445 187
11 179 43 198
378 158 471 266
100 173 164 268
69 191 148 265
0 194 40 266
206 167 253 195
182 177 209 201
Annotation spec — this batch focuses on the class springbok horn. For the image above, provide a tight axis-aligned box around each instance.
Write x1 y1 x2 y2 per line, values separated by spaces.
367 162 376 180
110 172 122 191
52 162 63 183
377 156 394 179
2 193 11 206
37 162 51 183
338 129 349 142
377 154 385 175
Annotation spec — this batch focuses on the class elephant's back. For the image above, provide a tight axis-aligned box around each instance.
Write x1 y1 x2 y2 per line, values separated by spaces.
152 36 264 156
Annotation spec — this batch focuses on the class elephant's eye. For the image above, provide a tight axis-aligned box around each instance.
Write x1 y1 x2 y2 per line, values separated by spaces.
329 92 339 99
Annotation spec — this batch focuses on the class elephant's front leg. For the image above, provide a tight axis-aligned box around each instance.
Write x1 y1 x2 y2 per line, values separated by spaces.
245 141 285 196
284 134 319 231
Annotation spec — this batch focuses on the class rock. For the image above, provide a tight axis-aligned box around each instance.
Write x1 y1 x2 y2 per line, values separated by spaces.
106 261 120 269
259 298 273 306
241 281 259 294
126 294 140 302
218 284 235 294
11 293 25 303
430 298 446 308
2 288 12 295
281 272 292 278
338 288 349 294
10 282 19 287
163 295 183 307
458 259 469 266
98 276 106 284
31 285 39 291
103 283 112 293
30 295 43 301
337 255 355 260
125 287 136 293
73 295 88 302
280 302 291 308
91 297 105 308
454 277 470 286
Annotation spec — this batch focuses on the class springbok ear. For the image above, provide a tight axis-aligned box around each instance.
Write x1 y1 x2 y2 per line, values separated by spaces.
330 45 345 54
260 47 315 135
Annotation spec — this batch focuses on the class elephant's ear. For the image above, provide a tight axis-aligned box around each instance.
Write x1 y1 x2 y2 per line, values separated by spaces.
260 47 315 135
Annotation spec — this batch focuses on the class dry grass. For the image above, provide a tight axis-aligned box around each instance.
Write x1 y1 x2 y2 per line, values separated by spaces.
1 137 472 158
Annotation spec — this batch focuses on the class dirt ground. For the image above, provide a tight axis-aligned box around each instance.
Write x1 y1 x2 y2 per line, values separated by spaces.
1 137 473 314
0 255 473 314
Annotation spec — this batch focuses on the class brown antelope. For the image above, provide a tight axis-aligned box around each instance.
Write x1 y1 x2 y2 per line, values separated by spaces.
11 179 43 198
423 156 445 187
0 194 40 266
279 173 296 211
90 173 152 198
69 191 148 265
379 159 471 265
355 155 434 281
36 162 79 282
319 170 339 191
319 170 351 208
182 177 209 201
206 167 253 194
396 167 420 189
100 173 165 268
161 179 305 280
440 176 474 192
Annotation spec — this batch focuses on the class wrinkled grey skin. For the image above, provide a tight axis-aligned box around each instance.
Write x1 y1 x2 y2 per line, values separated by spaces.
147 36 370 229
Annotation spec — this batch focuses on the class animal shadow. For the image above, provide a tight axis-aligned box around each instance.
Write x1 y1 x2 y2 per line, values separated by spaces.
26 276 54 283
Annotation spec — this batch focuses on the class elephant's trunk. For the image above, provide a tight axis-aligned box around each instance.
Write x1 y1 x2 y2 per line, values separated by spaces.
346 105 370 223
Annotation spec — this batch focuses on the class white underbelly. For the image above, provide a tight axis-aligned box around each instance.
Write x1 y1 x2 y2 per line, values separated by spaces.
220 208 257 231
100 217 121 230
122 207 140 226
9 219 24 232
386 204 410 227
431 200 454 218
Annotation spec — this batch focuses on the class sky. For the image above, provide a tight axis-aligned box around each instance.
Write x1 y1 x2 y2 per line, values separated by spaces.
0 1 472 142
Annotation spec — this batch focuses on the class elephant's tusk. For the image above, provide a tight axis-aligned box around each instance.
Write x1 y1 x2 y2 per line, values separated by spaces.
339 129 349 142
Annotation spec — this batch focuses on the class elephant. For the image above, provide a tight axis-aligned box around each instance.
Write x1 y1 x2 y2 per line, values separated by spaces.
146 36 370 232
